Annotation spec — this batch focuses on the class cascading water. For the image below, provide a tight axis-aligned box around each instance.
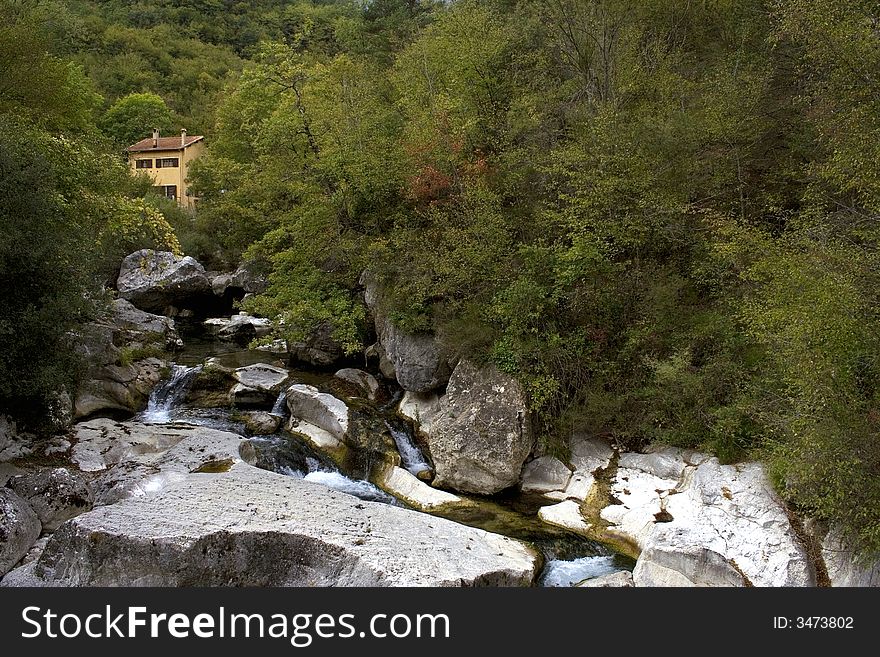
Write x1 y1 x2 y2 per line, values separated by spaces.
269 389 288 417
140 364 202 423
385 420 432 478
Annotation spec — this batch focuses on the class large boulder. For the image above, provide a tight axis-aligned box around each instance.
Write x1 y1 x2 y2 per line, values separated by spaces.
117 249 211 313
2 464 539 587
362 273 453 393
0 489 41 576
7 468 93 532
74 356 166 420
599 447 815 587
427 360 534 495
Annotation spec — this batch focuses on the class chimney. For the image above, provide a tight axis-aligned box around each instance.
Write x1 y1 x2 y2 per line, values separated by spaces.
152 128 159 148
180 128 187 148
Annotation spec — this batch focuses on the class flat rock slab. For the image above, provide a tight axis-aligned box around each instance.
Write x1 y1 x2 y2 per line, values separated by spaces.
3 464 538 587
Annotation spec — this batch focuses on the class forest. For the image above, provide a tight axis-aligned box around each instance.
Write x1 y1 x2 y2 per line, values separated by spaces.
2 0 880 558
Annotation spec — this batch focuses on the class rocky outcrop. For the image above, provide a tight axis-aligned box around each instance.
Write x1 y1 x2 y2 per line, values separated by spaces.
598 447 814 587
73 300 181 420
3 464 539 587
426 360 533 495
117 250 212 313
0 489 41 576
204 315 271 344
70 418 254 505
0 416 31 462
7 468 93 532
334 368 380 401
362 273 453 393
521 456 572 494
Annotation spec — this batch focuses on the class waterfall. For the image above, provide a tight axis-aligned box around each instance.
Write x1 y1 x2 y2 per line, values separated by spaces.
270 389 288 417
141 364 202 424
385 420 431 478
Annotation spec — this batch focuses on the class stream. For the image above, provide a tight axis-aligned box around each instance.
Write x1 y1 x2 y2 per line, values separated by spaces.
137 320 634 587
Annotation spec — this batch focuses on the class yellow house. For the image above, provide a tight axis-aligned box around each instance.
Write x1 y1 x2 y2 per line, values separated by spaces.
127 129 205 209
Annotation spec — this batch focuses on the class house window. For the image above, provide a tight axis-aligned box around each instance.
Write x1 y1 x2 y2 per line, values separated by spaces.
156 158 179 168
155 185 177 200
135 159 152 169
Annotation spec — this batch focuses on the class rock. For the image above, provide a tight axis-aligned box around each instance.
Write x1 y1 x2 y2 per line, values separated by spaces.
69 418 254 505
0 463 26 487
241 411 282 436
427 360 533 495
288 321 345 368
537 500 592 538
334 368 381 401
285 385 349 441
72 300 180 420
228 364 290 406
7 468 94 532
234 363 290 393
0 489 41 576
821 527 880 587
545 435 614 502
576 570 634 587
398 391 442 437
117 249 212 313
633 546 747 587
362 273 453 393
376 464 462 512
186 362 236 408
599 447 814 587
211 264 267 298
3 464 538 587
18 537 49 567
204 315 271 343
0 415 32 462
521 456 572 494
74 357 166 420
110 299 182 349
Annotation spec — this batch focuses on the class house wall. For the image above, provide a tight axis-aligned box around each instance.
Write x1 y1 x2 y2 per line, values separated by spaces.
129 140 206 209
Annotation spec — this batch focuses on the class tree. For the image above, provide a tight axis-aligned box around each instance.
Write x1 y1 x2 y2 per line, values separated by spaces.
100 92 174 146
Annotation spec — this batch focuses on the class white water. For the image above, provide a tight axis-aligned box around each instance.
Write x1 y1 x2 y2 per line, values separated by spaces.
270 389 288 417
538 556 621 587
385 421 431 477
278 455 396 505
140 364 202 424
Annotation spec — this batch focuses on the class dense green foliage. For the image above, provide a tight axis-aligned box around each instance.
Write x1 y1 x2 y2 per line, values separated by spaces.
2 0 879 554
186 0 880 554
0 1 179 426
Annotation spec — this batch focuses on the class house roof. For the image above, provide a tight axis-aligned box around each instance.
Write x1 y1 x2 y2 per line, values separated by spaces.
127 135 205 153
